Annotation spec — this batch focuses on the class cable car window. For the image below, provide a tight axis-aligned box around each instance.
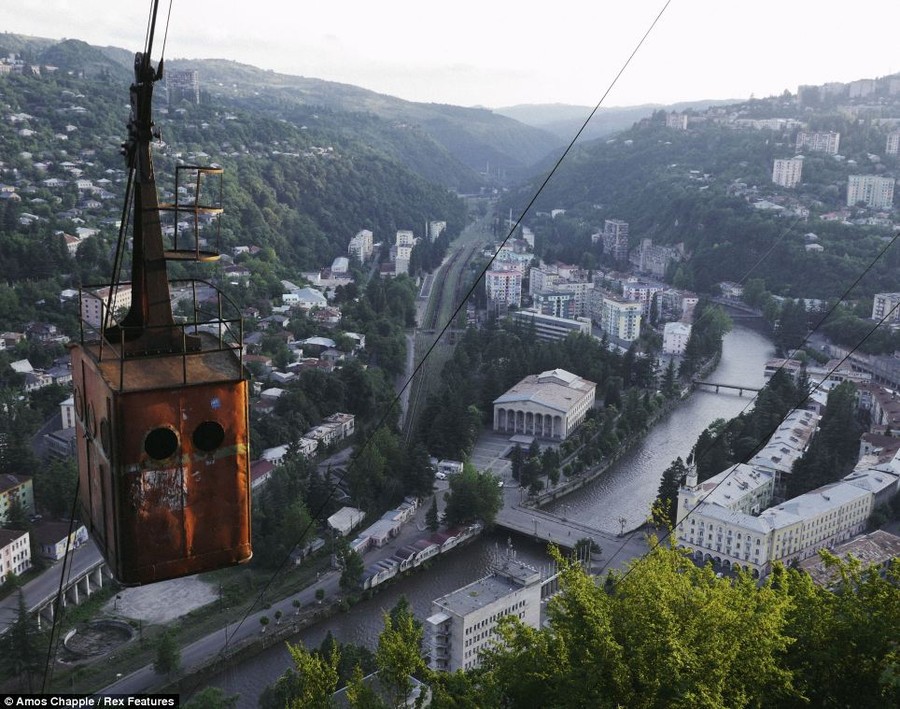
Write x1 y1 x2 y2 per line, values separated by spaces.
192 421 225 452
144 427 179 460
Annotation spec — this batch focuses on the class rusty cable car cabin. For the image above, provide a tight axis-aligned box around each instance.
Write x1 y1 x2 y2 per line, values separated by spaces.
70 16 251 584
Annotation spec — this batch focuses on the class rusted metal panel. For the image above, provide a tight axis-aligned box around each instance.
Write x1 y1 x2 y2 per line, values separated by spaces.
72 343 252 585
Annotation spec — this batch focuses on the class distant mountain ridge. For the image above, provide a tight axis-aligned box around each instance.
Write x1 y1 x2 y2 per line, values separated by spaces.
495 99 740 142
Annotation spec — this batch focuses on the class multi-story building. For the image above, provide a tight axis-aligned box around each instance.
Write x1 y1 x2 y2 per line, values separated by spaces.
0 473 35 525
772 157 804 188
166 69 200 105
847 175 895 209
511 309 591 343
428 221 447 242
665 112 688 130
872 292 900 323
663 321 691 355
485 267 523 310
622 280 664 316
347 229 374 263
553 280 594 318
630 239 683 278
600 295 642 342
601 219 630 263
493 368 596 440
886 131 900 157
529 265 559 297
796 131 841 155
848 79 876 99
425 557 542 672
80 285 133 329
533 291 575 319
675 447 899 579
0 529 31 584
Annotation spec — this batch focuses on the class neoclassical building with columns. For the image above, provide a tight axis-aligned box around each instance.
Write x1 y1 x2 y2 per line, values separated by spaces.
492 369 596 440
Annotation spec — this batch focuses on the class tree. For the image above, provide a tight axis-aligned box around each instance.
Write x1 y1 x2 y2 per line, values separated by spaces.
443 462 502 527
426 496 439 532
655 457 688 527
182 687 239 709
283 641 340 709
375 604 426 708
153 629 181 676
337 537 364 594
0 591 48 692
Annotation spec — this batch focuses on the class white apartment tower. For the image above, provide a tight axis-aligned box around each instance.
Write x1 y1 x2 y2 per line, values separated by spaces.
796 131 840 155
348 229 374 263
772 157 803 188
847 175 895 209
485 268 523 309
886 131 900 157
425 558 541 672
872 293 900 323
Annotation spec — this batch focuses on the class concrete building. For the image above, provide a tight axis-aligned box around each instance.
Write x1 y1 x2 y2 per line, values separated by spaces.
80 285 132 329
510 309 591 342
166 69 200 105
33 520 89 561
600 295 642 342
663 321 691 355
533 291 575 319
847 175 895 209
601 219 630 263
425 558 541 672
675 450 899 579
772 157 804 188
0 529 31 584
872 292 900 323
428 221 447 242
485 267 523 310
622 280 664 316
348 229 374 263
886 131 900 157
665 112 688 130
796 131 840 155
493 368 596 440
798 529 900 586
0 474 34 525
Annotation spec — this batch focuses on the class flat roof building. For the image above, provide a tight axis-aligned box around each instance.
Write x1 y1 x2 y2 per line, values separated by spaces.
493 368 596 440
425 557 541 672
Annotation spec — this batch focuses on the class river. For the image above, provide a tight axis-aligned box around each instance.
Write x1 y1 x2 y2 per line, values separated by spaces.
204 323 773 705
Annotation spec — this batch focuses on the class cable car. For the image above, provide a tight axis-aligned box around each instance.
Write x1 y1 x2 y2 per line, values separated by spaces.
70 6 252 584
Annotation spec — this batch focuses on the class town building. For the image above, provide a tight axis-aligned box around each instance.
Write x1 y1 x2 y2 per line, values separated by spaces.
510 309 591 342
599 295 642 342
795 131 840 155
485 267 524 310
533 291 575 319
665 112 689 130
0 474 35 525
772 157 804 188
886 131 900 157
675 449 899 579
872 292 900 323
166 69 200 105
601 219 630 263
428 221 447 242
348 229 374 263
425 556 541 672
33 520 89 561
493 368 596 440
663 321 691 355
630 239 683 278
394 230 414 275
0 529 31 584
622 280 664 316
798 529 900 587
80 285 133 329
847 175 895 209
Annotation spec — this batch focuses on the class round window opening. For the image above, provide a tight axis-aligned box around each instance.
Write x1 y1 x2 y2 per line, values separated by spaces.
144 427 179 460
192 421 225 453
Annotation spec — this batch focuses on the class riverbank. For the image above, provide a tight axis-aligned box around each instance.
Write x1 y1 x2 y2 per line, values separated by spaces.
525 353 721 512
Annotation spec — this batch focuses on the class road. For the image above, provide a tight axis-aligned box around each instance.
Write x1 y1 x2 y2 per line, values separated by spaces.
101 483 450 695
0 540 103 633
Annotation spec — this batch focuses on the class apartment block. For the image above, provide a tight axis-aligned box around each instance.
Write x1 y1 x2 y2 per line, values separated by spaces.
847 175 895 209
772 157 803 188
796 131 840 155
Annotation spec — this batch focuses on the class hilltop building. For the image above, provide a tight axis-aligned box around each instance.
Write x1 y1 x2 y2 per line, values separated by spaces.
80 285 133 329
796 131 840 155
348 229 374 263
847 175 895 209
166 69 200 105
493 368 596 440
872 292 900 323
772 157 804 188
425 555 541 672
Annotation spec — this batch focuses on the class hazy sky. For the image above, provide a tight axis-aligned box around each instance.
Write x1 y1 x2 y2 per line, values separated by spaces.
2 1 898 109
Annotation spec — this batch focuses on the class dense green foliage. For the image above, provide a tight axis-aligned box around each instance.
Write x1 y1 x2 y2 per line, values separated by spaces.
678 300 732 378
269 544 900 708
415 319 654 460
501 110 899 299
787 381 864 498
443 462 503 527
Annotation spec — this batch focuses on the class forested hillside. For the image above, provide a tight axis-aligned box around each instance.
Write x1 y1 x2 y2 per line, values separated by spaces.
502 96 900 299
